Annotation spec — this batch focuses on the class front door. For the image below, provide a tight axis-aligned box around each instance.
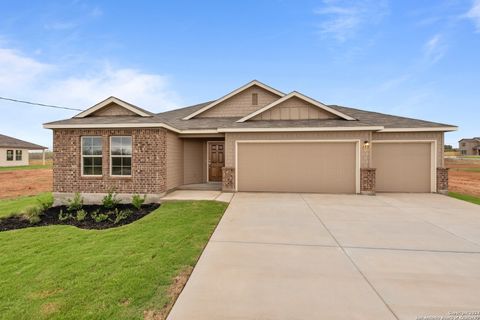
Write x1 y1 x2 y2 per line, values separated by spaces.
208 142 224 182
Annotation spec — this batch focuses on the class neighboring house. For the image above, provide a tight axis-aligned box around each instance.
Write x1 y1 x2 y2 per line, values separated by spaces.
458 138 480 156
0 134 47 167
43 80 457 203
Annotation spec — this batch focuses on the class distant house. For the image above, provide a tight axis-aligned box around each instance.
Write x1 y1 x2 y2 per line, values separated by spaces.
459 138 480 156
0 134 47 167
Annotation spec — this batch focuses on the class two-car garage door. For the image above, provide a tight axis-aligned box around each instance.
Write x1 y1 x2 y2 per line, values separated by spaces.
237 141 358 193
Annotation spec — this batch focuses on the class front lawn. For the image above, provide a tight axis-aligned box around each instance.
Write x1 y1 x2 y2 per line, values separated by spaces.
0 200 227 319
0 164 52 171
0 192 52 218
449 192 480 205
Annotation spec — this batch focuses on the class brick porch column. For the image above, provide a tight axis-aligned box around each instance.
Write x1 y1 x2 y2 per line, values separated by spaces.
222 167 235 192
437 167 449 194
360 168 376 195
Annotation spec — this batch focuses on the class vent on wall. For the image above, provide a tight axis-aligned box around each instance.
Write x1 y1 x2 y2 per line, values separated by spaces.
252 93 258 105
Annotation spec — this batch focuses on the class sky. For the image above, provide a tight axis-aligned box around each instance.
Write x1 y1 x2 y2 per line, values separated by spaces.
0 0 479 149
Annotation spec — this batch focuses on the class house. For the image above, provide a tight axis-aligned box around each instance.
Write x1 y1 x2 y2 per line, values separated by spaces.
43 80 457 203
458 138 480 156
0 134 47 167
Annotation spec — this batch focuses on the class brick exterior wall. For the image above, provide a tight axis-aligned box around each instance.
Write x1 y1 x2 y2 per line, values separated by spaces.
360 168 376 195
436 167 449 194
53 128 167 195
222 167 235 192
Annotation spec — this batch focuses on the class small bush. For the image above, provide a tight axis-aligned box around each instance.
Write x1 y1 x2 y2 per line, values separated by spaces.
37 197 53 212
114 209 132 224
67 192 83 212
58 209 71 221
76 209 87 221
23 206 42 224
102 190 120 210
131 194 146 210
91 209 109 223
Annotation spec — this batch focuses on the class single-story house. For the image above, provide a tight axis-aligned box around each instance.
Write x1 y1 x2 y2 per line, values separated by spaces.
43 80 457 203
459 138 480 156
0 134 47 167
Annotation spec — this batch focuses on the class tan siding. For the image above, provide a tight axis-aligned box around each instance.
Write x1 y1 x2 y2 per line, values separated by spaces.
89 103 137 117
166 131 184 190
198 85 281 118
372 142 432 192
225 131 370 168
237 142 356 193
183 140 205 184
252 96 340 121
0 148 29 167
372 131 443 166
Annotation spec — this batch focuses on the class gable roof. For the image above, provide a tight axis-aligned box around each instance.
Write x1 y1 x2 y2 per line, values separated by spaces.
182 80 285 120
0 134 47 150
74 96 153 118
237 91 356 122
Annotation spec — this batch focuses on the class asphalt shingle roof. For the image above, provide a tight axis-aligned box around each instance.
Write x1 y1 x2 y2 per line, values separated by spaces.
0 134 47 150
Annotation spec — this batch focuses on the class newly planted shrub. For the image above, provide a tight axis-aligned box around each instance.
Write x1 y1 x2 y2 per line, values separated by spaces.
91 209 109 223
67 192 83 212
23 206 42 224
37 197 53 212
58 209 71 221
76 209 87 221
113 209 132 224
102 190 120 210
131 194 146 210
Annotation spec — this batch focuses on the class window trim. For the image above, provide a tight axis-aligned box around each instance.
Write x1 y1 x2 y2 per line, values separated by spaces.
81 136 103 177
6 150 13 161
15 150 22 161
109 136 132 177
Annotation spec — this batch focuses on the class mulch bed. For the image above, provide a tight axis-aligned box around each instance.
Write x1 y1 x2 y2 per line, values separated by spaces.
0 203 160 232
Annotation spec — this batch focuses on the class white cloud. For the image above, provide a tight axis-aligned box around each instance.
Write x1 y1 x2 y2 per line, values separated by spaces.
314 0 389 42
465 0 480 32
423 34 447 64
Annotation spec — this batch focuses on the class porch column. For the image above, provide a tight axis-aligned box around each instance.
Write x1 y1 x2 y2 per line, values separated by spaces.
222 167 235 192
42 149 46 165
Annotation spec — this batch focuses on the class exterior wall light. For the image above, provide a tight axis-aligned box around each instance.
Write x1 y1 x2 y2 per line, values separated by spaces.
363 141 370 148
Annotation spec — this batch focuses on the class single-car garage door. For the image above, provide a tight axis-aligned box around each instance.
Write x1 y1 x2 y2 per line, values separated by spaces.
372 142 433 193
237 141 358 193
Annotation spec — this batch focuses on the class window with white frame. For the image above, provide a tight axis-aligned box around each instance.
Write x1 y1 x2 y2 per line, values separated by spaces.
110 136 132 176
82 136 103 176
15 150 22 161
6 150 13 161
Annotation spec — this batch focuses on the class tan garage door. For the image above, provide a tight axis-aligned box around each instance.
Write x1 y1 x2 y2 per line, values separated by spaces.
237 141 357 193
372 142 432 193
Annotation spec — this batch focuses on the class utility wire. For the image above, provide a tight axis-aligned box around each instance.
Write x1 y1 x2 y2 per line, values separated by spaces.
0 96 83 111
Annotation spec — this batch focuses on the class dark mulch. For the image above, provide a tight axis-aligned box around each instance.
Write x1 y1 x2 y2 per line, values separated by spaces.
0 203 160 232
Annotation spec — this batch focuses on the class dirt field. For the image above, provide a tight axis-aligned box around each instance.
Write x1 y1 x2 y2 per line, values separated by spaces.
0 169 52 199
445 158 480 198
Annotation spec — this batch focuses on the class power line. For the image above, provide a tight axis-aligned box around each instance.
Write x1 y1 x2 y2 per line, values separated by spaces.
0 96 83 111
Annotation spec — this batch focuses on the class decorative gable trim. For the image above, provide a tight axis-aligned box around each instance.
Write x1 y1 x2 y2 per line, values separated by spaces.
237 91 356 122
74 96 152 118
182 80 285 120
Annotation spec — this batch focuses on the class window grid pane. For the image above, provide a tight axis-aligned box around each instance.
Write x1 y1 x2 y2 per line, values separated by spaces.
82 136 102 175
110 136 132 176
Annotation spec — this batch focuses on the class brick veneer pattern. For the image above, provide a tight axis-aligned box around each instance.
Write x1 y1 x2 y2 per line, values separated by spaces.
437 167 449 194
360 168 376 194
53 128 167 194
222 167 235 191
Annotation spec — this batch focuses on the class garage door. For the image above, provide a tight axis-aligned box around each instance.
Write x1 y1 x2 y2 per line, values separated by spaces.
237 141 358 193
372 142 433 193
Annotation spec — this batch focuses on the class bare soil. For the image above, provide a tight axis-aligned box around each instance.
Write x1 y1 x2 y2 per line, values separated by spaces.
445 158 480 197
0 169 52 199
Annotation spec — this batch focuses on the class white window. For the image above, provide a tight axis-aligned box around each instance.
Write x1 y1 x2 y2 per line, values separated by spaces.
82 136 103 176
15 150 22 161
110 136 132 176
6 150 13 161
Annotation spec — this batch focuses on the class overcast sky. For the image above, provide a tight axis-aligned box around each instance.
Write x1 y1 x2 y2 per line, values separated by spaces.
1 0 479 148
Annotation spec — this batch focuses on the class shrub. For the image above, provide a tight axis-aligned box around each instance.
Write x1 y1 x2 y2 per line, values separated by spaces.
102 190 120 210
76 209 87 221
91 209 109 223
113 209 132 224
58 209 71 221
37 197 53 212
131 194 146 210
23 206 42 224
67 192 83 212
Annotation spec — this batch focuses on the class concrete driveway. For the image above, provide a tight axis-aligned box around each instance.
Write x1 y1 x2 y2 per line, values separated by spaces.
167 193 480 320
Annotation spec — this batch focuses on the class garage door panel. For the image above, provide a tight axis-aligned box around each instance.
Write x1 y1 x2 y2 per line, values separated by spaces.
372 143 432 193
237 142 357 193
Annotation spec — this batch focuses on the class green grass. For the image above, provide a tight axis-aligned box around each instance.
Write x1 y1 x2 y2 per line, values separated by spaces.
449 192 480 205
0 164 52 171
449 167 480 173
0 193 53 218
0 200 227 319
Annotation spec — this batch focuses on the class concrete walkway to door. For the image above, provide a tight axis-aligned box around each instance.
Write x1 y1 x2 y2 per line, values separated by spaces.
167 192 480 320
